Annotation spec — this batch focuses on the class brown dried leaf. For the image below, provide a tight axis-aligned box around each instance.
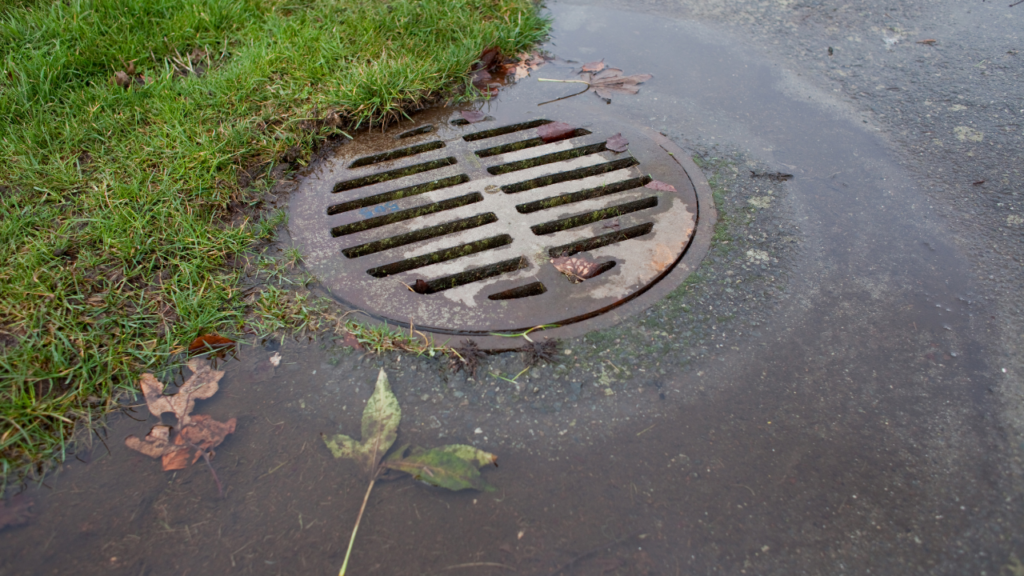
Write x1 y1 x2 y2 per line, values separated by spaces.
137 359 224 425
162 435 192 471
917 39 937 45
188 333 235 352
113 71 132 89
551 255 604 283
606 133 629 153
179 414 237 462
587 69 653 102
511 52 546 81
125 425 187 459
645 180 677 192
537 121 576 143
412 279 429 294
581 60 605 73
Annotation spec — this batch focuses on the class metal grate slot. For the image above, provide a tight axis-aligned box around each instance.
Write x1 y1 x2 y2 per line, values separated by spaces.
487 142 608 176
422 257 528 294
343 213 498 258
474 129 592 158
330 193 482 237
502 157 640 195
349 141 445 168
327 174 469 215
548 222 655 257
397 125 434 139
332 158 456 193
462 119 552 142
488 282 547 300
366 235 513 278
530 197 659 236
516 175 652 214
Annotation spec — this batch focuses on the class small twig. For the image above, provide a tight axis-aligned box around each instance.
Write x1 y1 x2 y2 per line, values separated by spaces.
190 443 224 497
538 85 590 106
1011 0 1023 7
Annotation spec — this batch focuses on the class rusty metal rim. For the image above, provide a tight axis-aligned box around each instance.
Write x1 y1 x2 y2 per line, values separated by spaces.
318 129 715 351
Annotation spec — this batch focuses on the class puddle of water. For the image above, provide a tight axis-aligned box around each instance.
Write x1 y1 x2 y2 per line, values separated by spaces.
2 4 1020 575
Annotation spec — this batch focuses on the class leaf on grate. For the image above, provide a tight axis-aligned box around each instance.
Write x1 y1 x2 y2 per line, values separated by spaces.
606 133 629 153
537 121 576 143
587 68 653 103
645 180 676 192
460 110 487 124
581 60 605 73
188 333 235 353
552 255 604 283
411 279 429 294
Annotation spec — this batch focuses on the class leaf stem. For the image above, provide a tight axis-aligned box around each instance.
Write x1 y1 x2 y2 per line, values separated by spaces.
340 478 376 576
537 78 590 85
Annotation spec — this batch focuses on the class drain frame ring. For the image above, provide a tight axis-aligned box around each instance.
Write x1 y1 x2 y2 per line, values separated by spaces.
294 119 715 350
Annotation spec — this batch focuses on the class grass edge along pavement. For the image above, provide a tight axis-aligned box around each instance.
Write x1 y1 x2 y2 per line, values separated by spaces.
0 0 549 490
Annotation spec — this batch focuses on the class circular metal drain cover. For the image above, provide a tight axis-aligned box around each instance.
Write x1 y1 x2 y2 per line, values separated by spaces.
290 114 714 342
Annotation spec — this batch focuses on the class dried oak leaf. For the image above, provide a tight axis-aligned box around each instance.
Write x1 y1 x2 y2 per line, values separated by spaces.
460 110 487 124
581 60 606 73
537 121 576 143
139 359 223 425
645 180 677 192
179 414 237 463
552 255 604 283
188 333 235 353
606 133 629 153
587 68 653 102
511 52 546 81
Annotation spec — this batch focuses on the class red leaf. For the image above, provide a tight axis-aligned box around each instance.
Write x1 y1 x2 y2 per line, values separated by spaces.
551 255 607 283
605 133 629 153
645 180 676 192
537 122 576 143
581 60 605 73
188 333 235 352
460 110 486 124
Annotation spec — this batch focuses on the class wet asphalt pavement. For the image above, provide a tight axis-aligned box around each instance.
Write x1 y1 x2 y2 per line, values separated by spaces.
2 1 1023 574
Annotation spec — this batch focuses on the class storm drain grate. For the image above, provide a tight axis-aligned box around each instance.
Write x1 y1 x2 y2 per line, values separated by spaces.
289 114 708 336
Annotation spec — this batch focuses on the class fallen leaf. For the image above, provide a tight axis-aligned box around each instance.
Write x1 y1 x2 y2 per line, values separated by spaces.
537 121 576 143
269 351 282 366
605 133 629 153
188 333 235 353
587 68 653 102
645 180 677 192
162 438 192 471
581 60 605 73
511 52 546 81
342 332 364 351
917 39 937 45
383 446 494 491
0 494 34 531
973 180 985 186
460 110 487 124
113 71 132 89
124 424 185 459
179 414 237 462
435 444 498 468
138 359 224 425
323 369 401 476
552 255 606 283
412 279 429 294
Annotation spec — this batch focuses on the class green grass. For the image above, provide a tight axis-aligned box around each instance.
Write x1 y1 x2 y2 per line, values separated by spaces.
0 0 548 485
